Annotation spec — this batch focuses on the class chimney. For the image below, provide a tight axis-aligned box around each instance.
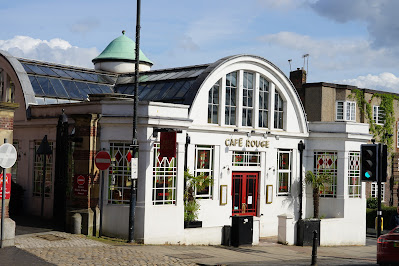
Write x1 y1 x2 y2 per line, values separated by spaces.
290 68 307 89
290 68 307 105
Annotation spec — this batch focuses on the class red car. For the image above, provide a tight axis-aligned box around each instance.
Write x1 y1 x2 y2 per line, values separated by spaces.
377 226 399 265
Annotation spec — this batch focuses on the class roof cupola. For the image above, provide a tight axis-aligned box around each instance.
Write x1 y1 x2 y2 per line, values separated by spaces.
92 31 153 73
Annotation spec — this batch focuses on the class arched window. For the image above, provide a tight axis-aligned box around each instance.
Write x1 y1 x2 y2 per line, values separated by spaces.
258 76 269 128
225 72 237 125
274 91 284 129
208 79 220 124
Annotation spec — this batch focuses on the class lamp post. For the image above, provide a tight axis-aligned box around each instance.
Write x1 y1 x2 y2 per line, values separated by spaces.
128 0 141 243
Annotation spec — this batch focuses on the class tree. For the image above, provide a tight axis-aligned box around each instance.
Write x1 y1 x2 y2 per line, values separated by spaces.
184 169 213 222
305 171 329 219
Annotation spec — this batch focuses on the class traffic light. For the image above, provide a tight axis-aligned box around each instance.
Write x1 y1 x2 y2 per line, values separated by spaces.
361 144 378 182
380 144 387 182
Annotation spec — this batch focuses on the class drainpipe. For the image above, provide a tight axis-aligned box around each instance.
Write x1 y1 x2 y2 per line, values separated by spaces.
298 140 305 220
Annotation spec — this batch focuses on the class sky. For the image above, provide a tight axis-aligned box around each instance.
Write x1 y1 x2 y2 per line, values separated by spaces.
1 0 399 92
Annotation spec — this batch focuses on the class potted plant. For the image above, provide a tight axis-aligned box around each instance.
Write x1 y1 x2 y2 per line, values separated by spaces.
297 170 329 246
184 169 213 228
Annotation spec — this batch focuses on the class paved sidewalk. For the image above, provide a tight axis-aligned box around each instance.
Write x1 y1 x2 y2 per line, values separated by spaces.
0 230 378 266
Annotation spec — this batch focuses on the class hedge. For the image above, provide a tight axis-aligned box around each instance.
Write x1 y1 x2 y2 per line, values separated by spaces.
366 206 397 230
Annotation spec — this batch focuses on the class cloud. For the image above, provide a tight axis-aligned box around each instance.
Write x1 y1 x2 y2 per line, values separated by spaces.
70 18 101 34
256 0 315 10
337 73 399 93
310 0 399 49
258 31 395 71
0 36 98 68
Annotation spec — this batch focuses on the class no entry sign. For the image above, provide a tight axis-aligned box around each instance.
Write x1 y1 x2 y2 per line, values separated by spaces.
95 151 111 170
73 175 88 196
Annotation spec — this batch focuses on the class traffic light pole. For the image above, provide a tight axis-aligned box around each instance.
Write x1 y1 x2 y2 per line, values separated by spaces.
377 143 382 238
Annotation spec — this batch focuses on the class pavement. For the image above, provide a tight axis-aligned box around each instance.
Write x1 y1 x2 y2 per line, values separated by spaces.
0 216 379 265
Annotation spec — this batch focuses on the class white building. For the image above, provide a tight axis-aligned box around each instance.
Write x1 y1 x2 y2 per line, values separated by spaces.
0 32 369 246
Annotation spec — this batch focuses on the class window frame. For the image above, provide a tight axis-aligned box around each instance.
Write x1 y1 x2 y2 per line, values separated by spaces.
373 105 384 124
225 72 237 126
371 182 385 202
108 142 133 205
336 101 356 121
33 141 53 198
348 151 361 198
242 71 254 127
152 143 177 205
194 145 214 199
274 90 284 129
314 151 338 197
277 149 292 196
258 76 269 128
208 79 220 124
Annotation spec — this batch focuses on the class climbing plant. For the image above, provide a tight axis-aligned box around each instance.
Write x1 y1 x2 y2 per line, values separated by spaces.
350 89 398 154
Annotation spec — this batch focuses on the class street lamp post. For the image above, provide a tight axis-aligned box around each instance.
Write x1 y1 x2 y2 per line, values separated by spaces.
128 0 141 243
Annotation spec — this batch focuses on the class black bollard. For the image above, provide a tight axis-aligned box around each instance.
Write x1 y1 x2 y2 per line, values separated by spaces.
311 230 318 265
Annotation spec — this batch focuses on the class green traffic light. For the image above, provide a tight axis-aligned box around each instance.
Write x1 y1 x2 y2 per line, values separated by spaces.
365 171 371 178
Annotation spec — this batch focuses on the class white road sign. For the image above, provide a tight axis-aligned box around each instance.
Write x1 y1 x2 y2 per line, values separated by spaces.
0 143 17 169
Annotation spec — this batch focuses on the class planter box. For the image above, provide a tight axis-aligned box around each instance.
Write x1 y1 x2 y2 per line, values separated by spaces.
184 221 202 228
297 219 320 246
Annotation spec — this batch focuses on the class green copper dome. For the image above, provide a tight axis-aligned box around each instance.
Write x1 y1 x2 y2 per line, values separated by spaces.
92 31 153 65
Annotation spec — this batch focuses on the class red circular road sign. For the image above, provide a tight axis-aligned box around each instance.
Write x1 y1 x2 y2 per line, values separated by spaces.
77 175 85 185
95 151 111 170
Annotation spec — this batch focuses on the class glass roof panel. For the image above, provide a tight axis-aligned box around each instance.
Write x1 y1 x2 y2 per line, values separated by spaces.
98 84 113 93
161 80 185 100
142 83 165 101
115 84 128 94
87 83 103 94
138 75 149 82
98 74 116 84
187 69 205 78
123 85 134 95
77 72 97 82
29 76 45 96
145 73 171 82
25 64 47 75
51 68 72 79
160 72 181 80
87 73 100 83
61 80 84 100
22 64 34 74
38 66 59 77
63 70 85 80
152 82 175 101
36 77 58 97
75 82 92 98
49 78 69 98
174 80 194 98
45 98 58 105
138 83 155 99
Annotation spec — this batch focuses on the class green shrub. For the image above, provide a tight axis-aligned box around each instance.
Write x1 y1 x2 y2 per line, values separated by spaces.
367 198 378 209
366 206 397 230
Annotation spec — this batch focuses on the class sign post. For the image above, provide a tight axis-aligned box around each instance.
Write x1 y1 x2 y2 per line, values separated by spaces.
0 140 17 248
95 150 111 237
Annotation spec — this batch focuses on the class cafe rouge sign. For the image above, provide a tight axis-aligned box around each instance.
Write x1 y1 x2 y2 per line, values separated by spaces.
225 138 269 148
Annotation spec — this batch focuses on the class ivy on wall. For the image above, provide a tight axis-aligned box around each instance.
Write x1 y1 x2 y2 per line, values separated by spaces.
350 89 398 155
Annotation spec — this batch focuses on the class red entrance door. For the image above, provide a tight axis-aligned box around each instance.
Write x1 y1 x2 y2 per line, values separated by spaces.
232 172 259 216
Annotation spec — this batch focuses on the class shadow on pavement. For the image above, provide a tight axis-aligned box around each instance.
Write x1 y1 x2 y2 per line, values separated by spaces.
11 215 62 236
0 246 54 265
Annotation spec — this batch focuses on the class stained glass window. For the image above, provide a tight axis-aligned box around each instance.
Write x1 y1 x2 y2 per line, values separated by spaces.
108 143 132 204
314 151 338 197
194 146 214 198
153 143 177 205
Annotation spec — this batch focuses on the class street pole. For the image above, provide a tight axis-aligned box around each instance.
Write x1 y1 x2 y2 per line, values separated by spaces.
128 0 141 243
377 143 382 238
99 166 105 237
0 138 6 248
298 140 305 220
